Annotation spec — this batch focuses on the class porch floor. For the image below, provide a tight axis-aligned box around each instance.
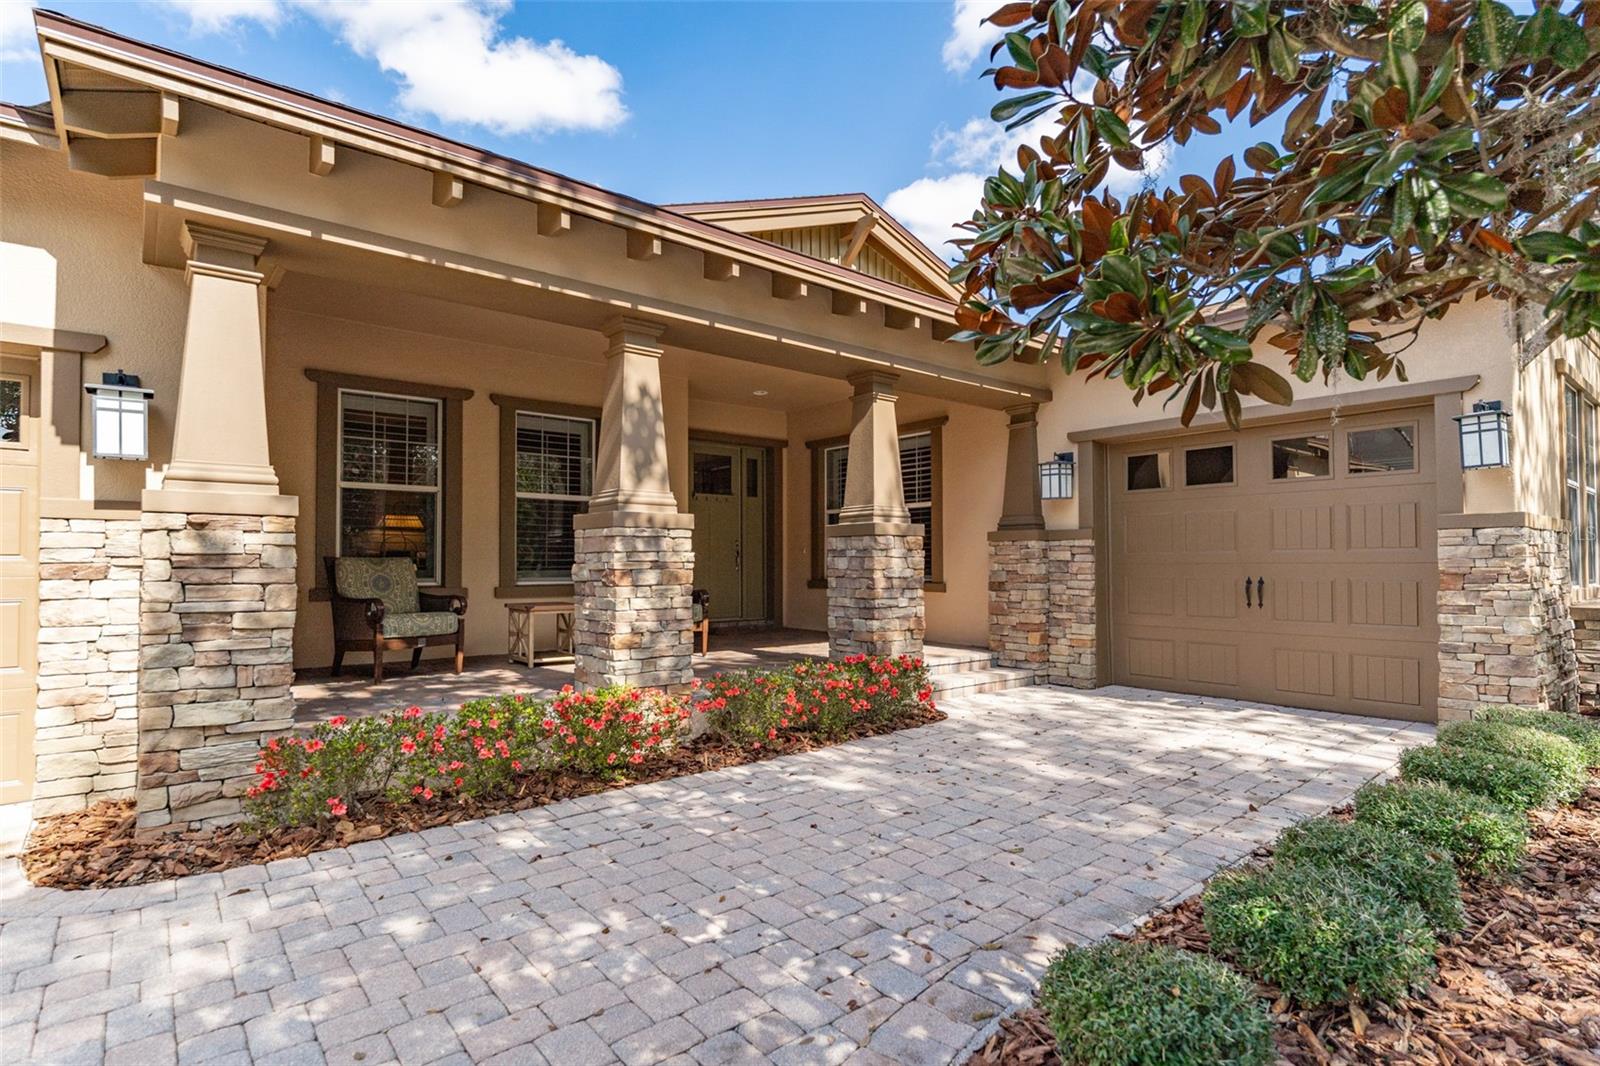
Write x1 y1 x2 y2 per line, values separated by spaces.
291 628 988 724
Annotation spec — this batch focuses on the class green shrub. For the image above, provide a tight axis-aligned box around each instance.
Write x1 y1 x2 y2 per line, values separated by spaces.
1473 706 1600 767
1272 817 1463 932
1037 941 1273 1066
1203 863 1437 1008
1435 721 1588 804
696 653 934 745
1353 780 1527 875
1398 742 1572 810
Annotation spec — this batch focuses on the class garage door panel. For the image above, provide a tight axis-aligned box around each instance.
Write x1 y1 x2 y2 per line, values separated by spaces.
1124 636 1176 681
1123 511 1177 555
1125 573 1175 617
1184 576 1240 619
1270 505 1334 551
1269 578 1335 624
1348 500 1421 550
1351 652 1424 708
1184 510 1237 552
1349 578 1423 628
1187 641 1239 687
1273 648 1337 698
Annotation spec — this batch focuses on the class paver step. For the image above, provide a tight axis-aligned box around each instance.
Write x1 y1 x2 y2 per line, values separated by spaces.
925 651 995 676
932 665 1041 696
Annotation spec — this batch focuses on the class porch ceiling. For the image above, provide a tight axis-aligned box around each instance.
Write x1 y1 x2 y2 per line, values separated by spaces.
140 183 1049 412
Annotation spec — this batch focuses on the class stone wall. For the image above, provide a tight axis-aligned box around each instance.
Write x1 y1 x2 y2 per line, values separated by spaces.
988 537 1049 674
34 517 143 816
572 522 695 689
825 531 925 659
1438 522 1578 721
136 512 298 830
1047 539 1098 688
1571 603 1600 707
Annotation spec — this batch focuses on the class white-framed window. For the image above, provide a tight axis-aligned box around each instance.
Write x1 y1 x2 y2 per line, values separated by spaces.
824 431 936 577
1567 383 1599 590
337 389 442 583
514 411 594 583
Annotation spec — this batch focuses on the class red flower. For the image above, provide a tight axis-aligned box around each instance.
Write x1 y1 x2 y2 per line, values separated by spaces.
329 715 348 728
327 796 347 817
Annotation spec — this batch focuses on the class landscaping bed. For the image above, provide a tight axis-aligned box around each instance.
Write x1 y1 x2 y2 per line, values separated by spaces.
24 655 940 891
970 772 1600 1066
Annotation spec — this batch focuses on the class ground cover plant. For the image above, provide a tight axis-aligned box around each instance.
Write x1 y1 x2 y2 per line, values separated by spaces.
1398 738 1577 810
23 654 938 889
1036 941 1273 1066
1351 778 1527 875
1271 817 1463 933
1475 705 1600 765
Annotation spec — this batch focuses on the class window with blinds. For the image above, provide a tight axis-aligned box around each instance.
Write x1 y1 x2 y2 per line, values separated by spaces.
515 411 594 583
824 431 935 577
1567 384 1598 590
338 390 442 582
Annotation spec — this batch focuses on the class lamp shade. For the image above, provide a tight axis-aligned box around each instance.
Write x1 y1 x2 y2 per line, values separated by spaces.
1040 451 1075 500
1454 401 1511 470
83 371 153 461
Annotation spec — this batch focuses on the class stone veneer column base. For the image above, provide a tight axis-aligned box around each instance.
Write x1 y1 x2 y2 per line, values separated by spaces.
136 512 298 831
988 537 1049 675
35 517 143 816
1438 522 1577 722
572 519 695 690
1047 538 1097 688
825 531 925 659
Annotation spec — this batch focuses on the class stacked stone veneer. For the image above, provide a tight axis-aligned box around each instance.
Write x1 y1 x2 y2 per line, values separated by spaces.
572 522 695 689
988 534 1097 688
1438 523 1578 721
34 518 143 816
826 531 925 658
1570 604 1600 707
136 512 298 830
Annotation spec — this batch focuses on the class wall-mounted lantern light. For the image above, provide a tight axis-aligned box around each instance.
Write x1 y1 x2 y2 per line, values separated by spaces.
1455 400 1512 470
1040 450 1075 500
84 370 153 461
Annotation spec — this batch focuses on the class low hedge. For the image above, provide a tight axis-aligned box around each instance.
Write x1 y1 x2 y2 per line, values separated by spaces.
1473 706 1600 767
696 653 933 745
1435 720 1589 804
1353 779 1527 875
1037 941 1273 1066
1272 817 1464 932
1203 863 1437 1008
1398 742 1572 811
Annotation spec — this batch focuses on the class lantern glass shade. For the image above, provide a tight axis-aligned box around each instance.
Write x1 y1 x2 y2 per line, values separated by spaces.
86 384 152 460
1455 402 1511 470
1040 451 1075 500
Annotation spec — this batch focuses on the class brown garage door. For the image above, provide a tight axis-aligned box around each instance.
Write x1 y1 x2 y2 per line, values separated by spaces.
1109 404 1438 722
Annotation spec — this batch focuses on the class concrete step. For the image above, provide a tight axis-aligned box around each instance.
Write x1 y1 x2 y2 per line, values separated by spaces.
925 650 995 676
932 666 1041 697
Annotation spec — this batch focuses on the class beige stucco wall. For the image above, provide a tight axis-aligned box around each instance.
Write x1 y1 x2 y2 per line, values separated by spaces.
1033 296 1538 529
0 140 188 511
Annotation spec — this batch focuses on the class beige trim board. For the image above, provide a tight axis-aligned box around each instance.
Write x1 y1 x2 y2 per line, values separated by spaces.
573 511 694 531
827 521 920 538
40 498 140 520
142 488 300 517
305 367 475 402
1069 375 1481 444
0 322 108 355
987 528 1094 542
1438 511 1568 532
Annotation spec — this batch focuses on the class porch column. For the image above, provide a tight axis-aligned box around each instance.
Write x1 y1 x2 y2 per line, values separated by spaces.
572 316 695 690
826 370 925 659
988 403 1050 675
136 222 298 831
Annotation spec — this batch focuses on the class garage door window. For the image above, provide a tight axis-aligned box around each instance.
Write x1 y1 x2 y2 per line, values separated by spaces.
1348 426 1416 474
1126 452 1168 491
1271 434 1330 479
1184 445 1234 486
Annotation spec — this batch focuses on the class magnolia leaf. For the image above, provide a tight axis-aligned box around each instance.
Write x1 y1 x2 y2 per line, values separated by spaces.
1233 361 1295 406
991 90 1056 123
1179 0 1206 48
1232 0 1270 39
1438 172 1507 216
1390 0 1427 52
1517 231 1588 263
1092 108 1134 150
1464 0 1520 68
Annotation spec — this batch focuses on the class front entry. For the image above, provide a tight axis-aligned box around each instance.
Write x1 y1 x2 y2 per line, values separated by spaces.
1108 404 1439 722
689 441 772 623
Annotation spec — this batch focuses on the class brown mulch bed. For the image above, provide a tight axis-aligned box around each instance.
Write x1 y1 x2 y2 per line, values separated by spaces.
23 706 945 891
970 773 1600 1066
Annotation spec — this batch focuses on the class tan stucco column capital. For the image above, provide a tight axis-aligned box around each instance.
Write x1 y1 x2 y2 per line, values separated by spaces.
585 314 681 521
996 401 1045 533
180 223 268 284
832 368 913 534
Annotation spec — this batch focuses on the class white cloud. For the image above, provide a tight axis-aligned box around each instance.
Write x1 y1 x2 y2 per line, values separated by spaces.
887 103 1170 257
158 0 627 135
1 0 38 64
941 0 993 74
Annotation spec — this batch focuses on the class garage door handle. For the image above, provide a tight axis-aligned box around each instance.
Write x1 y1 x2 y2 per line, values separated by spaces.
1244 577 1253 608
1255 576 1265 609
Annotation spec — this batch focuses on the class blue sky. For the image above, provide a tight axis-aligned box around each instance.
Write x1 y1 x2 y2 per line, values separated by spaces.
0 1 1274 256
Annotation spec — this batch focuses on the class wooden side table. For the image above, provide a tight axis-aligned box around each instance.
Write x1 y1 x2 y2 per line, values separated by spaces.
507 602 575 665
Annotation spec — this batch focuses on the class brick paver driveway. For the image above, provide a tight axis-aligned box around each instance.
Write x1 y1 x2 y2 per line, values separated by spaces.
2 686 1430 1066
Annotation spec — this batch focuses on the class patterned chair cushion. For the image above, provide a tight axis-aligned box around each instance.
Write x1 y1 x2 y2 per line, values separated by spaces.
380 611 459 639
334 557 420 615
692 602 705 624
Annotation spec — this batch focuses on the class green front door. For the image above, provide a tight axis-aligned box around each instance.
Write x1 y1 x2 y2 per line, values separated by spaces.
690 441 770 622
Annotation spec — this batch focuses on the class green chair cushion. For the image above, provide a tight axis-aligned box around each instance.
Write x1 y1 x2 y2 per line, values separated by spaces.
693 602 705 624
380 611 459 639
334 557 420 614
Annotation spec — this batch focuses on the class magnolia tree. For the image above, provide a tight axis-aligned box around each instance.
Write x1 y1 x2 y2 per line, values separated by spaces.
950 0 1600 426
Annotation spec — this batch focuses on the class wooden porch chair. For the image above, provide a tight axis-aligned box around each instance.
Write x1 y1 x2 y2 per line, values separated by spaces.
692 588 711 655
324 557 467 681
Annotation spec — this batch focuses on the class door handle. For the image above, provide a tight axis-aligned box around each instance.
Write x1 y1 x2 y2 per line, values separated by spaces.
1255 576 1265 609
734 541 742 571
1244 576 1253 609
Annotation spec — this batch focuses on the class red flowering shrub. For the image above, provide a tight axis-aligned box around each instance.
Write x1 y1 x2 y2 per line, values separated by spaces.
245 713 418 828
543 685 694 778
695 654 933 746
